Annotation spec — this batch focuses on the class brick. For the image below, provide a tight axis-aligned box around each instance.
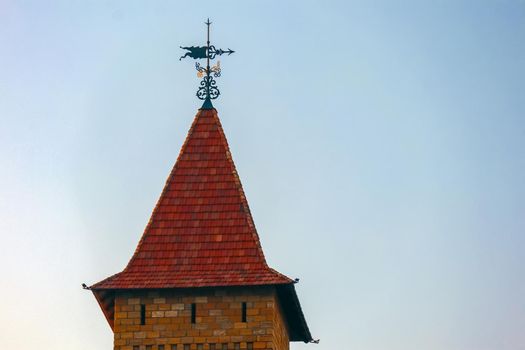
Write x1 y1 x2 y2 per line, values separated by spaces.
115 339 126 346
172 303 185 310
247 309 259 316
213 329 226 336
252 329 266 336
134 332 146 339
195 296 208 303
209 309 222 316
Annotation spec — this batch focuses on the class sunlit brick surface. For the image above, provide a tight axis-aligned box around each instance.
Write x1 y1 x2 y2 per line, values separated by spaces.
113 286 289 350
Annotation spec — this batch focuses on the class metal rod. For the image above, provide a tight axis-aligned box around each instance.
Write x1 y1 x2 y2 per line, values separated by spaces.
206 18 211 100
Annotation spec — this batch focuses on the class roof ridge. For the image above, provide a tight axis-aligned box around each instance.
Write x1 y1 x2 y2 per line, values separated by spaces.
208 109 271 269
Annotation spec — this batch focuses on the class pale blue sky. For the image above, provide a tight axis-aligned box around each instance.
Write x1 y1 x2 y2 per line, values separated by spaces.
1 1 524 349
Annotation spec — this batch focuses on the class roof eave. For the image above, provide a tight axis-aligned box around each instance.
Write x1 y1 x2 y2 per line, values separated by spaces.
92 289 116 330
276 283 313 342
89 279 293 291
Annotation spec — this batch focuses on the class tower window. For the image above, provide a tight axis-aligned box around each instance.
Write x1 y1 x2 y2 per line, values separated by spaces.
234 343 240 350
133 346 139 350
210 344 216 350
241 302 247 322
221 344 227 350
159 346 165 350
197 345 203 350
184 345 190 350
146 346 152 350
191 303 196 323
140 304 146 325
247 343 253 350
170 345 177 350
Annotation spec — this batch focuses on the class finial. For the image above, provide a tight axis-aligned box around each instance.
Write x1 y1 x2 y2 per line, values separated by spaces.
180 19 235 109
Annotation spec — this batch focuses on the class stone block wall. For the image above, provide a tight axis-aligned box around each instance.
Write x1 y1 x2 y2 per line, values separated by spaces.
271 298 289 350
113 286 290 350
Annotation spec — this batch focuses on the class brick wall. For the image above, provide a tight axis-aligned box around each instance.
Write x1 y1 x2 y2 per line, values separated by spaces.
113 286 290 350
271 298 289 350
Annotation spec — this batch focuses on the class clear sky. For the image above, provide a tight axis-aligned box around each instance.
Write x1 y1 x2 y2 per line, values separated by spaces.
1 1 524 349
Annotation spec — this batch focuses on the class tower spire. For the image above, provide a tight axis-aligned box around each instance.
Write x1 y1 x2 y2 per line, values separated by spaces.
179 19 235 109
86 21 315 348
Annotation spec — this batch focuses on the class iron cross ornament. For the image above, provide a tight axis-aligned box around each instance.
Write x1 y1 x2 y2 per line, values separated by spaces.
180 19 235 109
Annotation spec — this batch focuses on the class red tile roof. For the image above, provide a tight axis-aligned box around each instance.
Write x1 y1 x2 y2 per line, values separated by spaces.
91 108 292 290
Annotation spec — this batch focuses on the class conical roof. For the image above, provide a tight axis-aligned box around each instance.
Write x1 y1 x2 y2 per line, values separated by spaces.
92 108 292 289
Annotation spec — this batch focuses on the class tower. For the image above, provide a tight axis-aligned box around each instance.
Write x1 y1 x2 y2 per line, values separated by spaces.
86 21 313 350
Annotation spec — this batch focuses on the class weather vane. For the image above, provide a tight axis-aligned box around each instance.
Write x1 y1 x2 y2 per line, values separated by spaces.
180 19 235 109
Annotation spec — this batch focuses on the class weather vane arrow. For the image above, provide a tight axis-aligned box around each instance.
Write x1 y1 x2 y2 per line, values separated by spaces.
179 19 235 109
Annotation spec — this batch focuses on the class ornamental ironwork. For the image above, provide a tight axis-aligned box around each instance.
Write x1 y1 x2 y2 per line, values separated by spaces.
180 19 234 109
